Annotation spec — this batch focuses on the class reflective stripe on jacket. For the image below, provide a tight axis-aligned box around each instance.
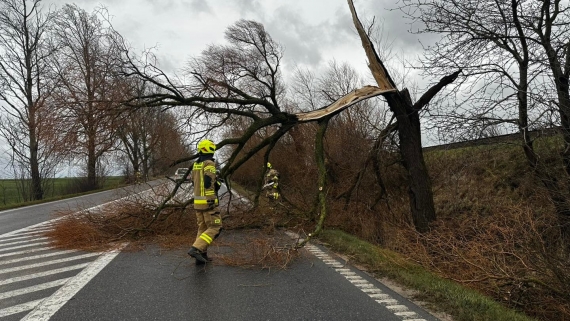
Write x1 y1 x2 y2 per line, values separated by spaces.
193 159 218 210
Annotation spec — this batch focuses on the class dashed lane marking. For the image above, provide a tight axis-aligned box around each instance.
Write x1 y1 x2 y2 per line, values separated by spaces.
287 231 432 321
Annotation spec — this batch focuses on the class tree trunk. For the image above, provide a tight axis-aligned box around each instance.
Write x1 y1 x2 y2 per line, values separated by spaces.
385 90 436 232
29 125 43 201
26 47 43 201
313 117 331 236
348 0 437 232
87 135 97 190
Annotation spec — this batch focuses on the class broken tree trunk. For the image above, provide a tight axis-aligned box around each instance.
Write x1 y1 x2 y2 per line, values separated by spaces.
348 0 461 232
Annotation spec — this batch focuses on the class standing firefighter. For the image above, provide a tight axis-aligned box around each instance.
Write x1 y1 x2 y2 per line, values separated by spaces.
263 162 280 203
187 139 222 264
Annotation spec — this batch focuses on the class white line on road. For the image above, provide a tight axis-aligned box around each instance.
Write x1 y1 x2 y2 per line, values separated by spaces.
0 299 44 317
0 278 70 300
0 252 99 275
0 263 89 286
0 249 78 266
0 184 162 320
0 234 36 242
0 241 50 253
294 239 430 321
0 247 53 259
22 247 124 321
0 237 48 248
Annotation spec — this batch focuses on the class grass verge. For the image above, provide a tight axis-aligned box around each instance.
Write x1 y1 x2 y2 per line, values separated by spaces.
0 177 127 212
318 229 537 321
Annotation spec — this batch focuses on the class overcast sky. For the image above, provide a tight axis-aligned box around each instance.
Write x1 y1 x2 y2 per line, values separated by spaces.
44 0 428 81
1 0 435 178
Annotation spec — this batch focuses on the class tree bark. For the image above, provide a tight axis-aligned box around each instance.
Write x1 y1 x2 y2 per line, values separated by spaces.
385 90 436 231
348 0 440 232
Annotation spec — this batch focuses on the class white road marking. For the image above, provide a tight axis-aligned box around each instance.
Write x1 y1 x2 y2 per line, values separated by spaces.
12 229 52 236
0 247 53 259
0 235 36 242
0 185 162 320
396 311 419 317
0 278 70 300
386 304 409 311
0 249 78 266
287 237 429 321
0 252 99 275
22 247 124 321
0 237 48 248
0 299 44 317
0 241 50 253
0 263 89 286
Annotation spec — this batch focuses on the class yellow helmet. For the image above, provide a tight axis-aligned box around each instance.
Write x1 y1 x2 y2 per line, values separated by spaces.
197 139 216 154
267 162 272 168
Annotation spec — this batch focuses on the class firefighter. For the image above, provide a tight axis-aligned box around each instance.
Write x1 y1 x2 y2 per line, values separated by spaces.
263 162 280 202
187 139 223 264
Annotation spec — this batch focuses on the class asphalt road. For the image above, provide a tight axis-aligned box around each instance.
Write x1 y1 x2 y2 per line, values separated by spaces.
0 181 441 321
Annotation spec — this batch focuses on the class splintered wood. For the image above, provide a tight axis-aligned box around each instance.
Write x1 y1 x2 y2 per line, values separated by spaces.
295 86 395 122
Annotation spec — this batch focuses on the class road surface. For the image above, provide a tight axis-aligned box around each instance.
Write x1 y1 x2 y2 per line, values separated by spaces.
0 181 441 321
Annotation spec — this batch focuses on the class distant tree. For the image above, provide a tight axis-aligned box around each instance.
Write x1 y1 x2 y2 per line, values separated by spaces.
52 4 123 190
292 60 393 213
117 80 188 180
0 0 59 200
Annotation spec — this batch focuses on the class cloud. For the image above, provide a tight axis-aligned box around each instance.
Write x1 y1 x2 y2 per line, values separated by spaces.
188 0 212 14
257 2 358 72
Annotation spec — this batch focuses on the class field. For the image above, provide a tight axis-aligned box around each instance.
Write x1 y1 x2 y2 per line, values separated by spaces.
0 176 125 210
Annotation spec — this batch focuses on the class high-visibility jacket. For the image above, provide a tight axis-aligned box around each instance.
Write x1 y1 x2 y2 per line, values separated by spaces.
192 158 218 210
264 169 279 188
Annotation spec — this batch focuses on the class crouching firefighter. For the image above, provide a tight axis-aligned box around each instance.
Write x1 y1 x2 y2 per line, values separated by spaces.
187 139 223 264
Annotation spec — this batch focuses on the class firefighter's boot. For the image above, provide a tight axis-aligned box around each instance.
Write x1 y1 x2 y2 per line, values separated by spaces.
195 252 214 265
188 246 207 264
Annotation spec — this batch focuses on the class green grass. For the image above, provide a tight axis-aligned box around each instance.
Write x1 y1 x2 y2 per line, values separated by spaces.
0 176 126 211
318 229 537 321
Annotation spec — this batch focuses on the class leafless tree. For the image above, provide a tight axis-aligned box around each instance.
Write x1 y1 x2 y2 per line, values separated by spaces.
0 0 59 200
348 0 461 232
51 4 122 190
117 80 188 180
292 60 393 211
402 0 570 237
116 18 392 233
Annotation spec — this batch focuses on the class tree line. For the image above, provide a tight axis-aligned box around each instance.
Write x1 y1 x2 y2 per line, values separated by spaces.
0 0 188 200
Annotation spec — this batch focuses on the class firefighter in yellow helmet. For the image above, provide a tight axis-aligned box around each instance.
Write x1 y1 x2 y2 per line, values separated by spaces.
187 139 223 264
263 162 280 203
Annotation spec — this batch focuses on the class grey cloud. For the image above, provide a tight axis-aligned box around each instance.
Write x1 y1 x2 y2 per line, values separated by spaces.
135 0 211 15
261 4 355 67
363 0 439 51
187 0 212 14
233 0 263 16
